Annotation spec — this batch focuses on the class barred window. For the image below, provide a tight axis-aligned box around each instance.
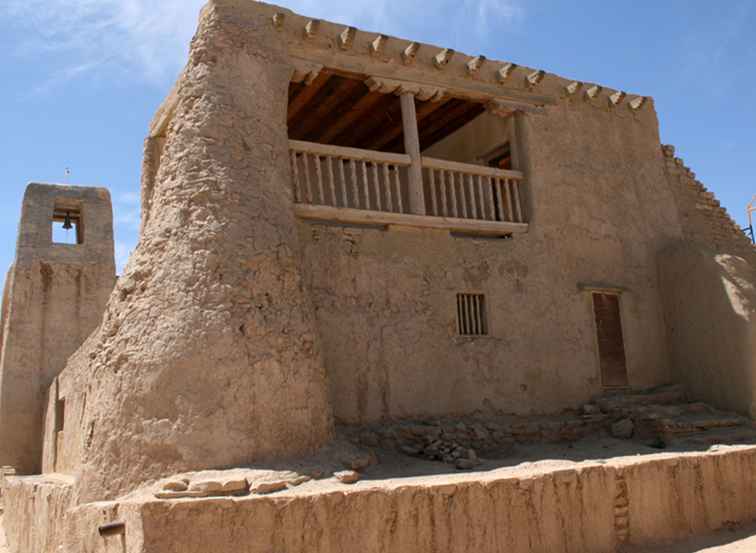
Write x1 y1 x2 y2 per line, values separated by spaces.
456 293 488 336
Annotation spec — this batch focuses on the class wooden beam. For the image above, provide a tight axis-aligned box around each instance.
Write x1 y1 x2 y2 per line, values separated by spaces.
294 204 529 236
317 89 388 144
334 93 400 148
290 77 366 141
368 97 450 151
415 99 472 143
400 92 426 215
287 72 332 126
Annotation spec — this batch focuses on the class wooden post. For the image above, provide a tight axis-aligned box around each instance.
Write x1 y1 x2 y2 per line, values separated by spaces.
400 92 426 215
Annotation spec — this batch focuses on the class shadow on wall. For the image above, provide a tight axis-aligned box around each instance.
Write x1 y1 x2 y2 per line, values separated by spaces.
659 242 756 417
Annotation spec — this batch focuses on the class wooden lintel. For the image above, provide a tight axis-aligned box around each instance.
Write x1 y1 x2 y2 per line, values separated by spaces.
578 283 627 295
487 98 543 116
291 58 324 85
294 204 529 236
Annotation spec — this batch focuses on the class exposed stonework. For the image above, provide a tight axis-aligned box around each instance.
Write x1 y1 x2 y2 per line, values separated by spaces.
662 145 755 262
0 184 115 474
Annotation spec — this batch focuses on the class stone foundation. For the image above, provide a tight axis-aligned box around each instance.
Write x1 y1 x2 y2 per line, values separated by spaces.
5 446 756 553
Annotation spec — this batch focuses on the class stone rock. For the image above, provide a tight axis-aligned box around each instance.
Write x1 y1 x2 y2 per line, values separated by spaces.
611 419 635 439
456 458 477 470
250 480 289 495
343 451 377 472
335 470 360 484
400 445 420 456
162 479 189 492
359 430 380 447
189 478 248 496
471 424 489 440
582 404 602 415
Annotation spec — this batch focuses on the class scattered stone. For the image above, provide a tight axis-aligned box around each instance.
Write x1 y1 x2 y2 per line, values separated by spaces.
162 479 189 492
189 478 248 496
400 445 420 456
455 458 476 470
359 430 380 447
582 404 602 415
250 480 289 495
335 470 360 484
306 468 324 480
343 451 377 472
611 419 635 439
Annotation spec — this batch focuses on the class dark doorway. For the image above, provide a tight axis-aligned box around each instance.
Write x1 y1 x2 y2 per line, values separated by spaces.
592 293 628 387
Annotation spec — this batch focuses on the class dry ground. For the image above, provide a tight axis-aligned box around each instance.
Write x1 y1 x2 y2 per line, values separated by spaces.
624 523 756 552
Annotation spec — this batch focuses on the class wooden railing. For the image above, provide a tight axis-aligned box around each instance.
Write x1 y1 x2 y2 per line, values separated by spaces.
422 158 525 224
289 140 528 236
289 140 412 214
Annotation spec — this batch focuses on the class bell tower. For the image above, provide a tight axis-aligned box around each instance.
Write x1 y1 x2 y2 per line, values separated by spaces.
0 183 115 474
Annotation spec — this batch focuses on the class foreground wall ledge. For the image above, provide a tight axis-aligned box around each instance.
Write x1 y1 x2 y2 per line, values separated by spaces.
5 445 756 553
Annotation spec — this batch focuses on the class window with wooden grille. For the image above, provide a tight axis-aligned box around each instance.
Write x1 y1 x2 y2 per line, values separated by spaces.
456 293 488 336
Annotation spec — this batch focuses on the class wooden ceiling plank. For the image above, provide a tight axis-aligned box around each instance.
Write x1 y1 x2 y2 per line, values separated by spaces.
291 77 366 141
287 72 332 126
317 89 387 144
331 93 400 148
367 97 451 151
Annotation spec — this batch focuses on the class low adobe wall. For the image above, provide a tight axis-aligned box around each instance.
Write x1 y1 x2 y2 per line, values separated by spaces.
5 447 756 553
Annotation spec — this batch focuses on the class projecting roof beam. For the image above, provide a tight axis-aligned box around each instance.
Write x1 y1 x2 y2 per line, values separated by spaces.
433 49 455 70
338 27 357 50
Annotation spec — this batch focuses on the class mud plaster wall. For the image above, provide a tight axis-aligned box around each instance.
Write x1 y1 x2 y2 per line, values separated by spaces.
659 243 756 417
7 447 756 553
0 184 115 474
54 1 333 503
301 99 683 425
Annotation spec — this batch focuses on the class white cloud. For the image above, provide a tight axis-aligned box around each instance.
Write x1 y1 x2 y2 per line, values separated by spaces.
4 0 522 88
114 240 136 274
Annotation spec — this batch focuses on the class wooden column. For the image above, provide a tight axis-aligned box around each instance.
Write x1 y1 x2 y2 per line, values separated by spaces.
400 92 426 215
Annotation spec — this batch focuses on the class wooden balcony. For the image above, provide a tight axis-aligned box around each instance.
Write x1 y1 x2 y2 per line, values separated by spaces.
289 140 528 236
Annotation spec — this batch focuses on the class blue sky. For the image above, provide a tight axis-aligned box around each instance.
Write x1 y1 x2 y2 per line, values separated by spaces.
1 0 754 274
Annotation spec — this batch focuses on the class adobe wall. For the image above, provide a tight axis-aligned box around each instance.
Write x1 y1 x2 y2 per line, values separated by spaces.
6 447 756 553
301 96 682 424
53 0 333 503
661 146 755 264
0 183 115 474
659 243 756 417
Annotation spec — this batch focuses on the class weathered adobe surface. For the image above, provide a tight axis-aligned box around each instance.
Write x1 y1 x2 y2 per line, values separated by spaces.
54 0 333 503
5 446 756 553
0 184 115 475
659 244 756 417
662 145 755 264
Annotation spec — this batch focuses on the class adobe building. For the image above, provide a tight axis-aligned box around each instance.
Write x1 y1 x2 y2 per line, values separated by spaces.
1 1 755 552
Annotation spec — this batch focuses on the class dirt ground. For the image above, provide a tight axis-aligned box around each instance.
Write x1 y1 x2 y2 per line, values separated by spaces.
623 523 756 552
0 514 7 553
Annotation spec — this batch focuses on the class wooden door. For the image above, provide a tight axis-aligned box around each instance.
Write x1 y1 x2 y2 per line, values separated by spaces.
592 293 628 387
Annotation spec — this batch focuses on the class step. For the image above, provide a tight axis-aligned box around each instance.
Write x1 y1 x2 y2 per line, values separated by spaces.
670 426 756 448
594 384 686 412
